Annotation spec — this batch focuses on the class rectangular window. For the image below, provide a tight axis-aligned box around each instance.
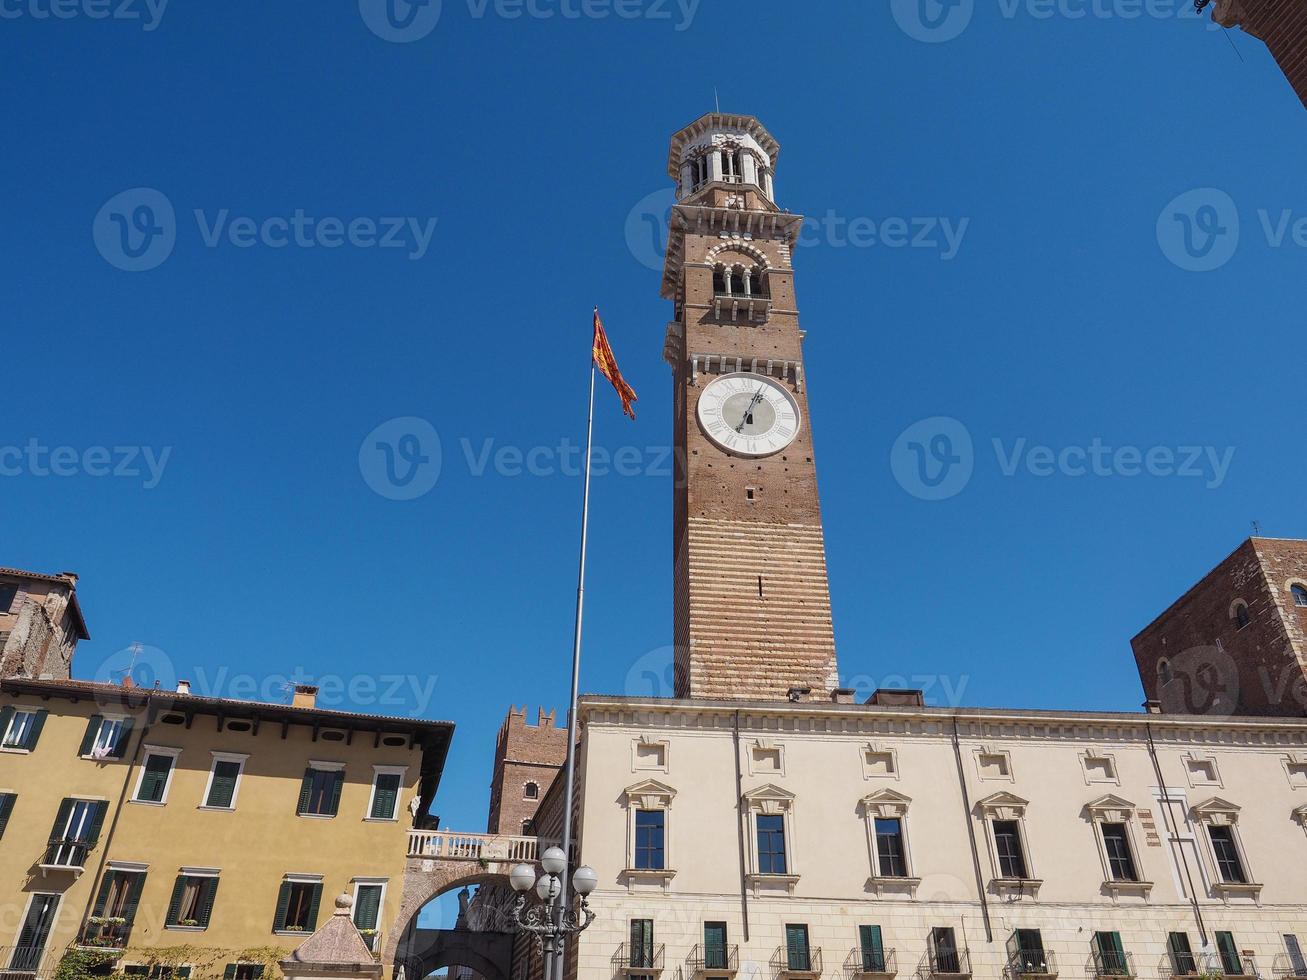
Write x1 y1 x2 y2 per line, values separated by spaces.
0 707 46 751
1285 936 1307 978
297 767 344 817
1093 932 1128 977
134 752 176 804
0 583 17 614
80 714 133 760
630 919 655 970
785 925 811 973
275 880 323 933
369 771 403 820
1100 823 1138 881
166 875 219 930
992 820 1029 879
1207 825 1247 883
757 814 787 875
635 810 666 871
12 894 59 972
204 759 244 810
874 818 908 877
931 928 961 975
860 925 886 974
1168 933 1197 977
1216 933 1242 976
0 792 16 839
353 883 384 952
46 798 107 868
704 923 728 971
88 870 147 946
1009 930 1046 974
224 966 265 980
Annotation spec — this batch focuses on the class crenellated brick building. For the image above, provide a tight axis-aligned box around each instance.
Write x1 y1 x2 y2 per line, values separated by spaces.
486 706 567 836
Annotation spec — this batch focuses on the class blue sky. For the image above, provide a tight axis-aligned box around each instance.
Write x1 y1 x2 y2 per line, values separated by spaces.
4 0 1306 838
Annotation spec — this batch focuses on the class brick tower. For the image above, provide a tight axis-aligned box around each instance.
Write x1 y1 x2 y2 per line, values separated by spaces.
1207 0 1307 110
486 706 567 835
662 113 841 702
0 567 88 680
1132 537 1307 717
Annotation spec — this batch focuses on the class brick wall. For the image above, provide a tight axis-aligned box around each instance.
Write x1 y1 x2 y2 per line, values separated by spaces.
1131 537 1307 717
486 706 567 835
1213 0 1307 109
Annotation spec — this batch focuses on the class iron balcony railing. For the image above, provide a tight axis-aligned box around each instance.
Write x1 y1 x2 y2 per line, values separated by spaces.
923 948 971 979
1201 953 1256 977
1008 950 1057 979
1091 949 1135 978
78 919 131 949
1273 954 1307 979
2 945 46 973
41 839 90 869
612 944 665 974
1165 952 1199 978
846 947 897 977
689 944 739 975
772 945 823 976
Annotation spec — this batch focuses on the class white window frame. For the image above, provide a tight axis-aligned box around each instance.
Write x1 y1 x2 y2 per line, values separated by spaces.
1084 795 1153 897
1 709 38 752
350 877 388 934
1191 798 1261 897
45 797 106 868
631 737 670 773
1182 752 1223 789
861 789 919 896
861 742 900 780
742 783 798 894
973 746 1015 782
621 779 676 889
365 765 407 822
976 792 1041 896
1281 753 1307 790
83 714 128 760
12 891 61 973
747 740 785 777
132 746 182 806
1080 748 1120 785
200 752 248 811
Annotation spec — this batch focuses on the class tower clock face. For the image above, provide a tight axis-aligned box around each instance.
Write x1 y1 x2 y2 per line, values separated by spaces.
696 372 802 458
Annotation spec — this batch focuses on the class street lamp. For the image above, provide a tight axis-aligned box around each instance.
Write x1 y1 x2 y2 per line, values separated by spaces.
508 847 598 980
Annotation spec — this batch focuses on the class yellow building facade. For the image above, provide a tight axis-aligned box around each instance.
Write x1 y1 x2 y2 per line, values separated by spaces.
0 677 452 980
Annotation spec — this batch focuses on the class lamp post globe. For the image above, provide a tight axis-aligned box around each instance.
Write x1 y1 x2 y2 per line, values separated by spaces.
509 863 537 893
572 865 598 895
536 874 561 902
541 846 567 875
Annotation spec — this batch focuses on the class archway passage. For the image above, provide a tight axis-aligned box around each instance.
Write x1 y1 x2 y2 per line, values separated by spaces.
397 926 514 980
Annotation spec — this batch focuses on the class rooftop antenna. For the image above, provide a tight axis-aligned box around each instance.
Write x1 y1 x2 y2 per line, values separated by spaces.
1251 520 1262 537
714 87 720 113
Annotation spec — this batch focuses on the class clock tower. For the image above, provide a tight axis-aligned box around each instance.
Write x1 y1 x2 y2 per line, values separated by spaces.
662 113 841 702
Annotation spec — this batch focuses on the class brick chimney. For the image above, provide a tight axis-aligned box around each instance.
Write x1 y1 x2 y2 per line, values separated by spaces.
293 684 319 709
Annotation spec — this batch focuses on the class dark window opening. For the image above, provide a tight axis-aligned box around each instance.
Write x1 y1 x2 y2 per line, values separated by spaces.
634 809 665 871
1101 823 1138 881
992 820 1029 879
757 814 787 875
874 818 908 878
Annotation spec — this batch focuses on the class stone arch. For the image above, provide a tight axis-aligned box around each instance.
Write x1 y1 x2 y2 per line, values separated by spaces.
386 864 505 963
705 240 771 269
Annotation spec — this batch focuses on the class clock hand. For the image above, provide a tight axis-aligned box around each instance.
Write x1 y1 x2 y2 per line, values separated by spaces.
735 388 767 433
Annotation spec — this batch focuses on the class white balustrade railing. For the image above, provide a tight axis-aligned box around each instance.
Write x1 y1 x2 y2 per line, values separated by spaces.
407 830 554 863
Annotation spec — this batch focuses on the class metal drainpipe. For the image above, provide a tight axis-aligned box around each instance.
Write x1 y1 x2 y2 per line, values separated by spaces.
1145 722 1208 947
79 694 155 937
950 717 992 943
733 709 750 942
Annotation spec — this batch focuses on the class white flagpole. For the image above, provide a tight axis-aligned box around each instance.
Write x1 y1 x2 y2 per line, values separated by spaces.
556 332 598 978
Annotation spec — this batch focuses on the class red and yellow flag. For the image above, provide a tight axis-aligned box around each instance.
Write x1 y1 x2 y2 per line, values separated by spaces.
592 308 638 420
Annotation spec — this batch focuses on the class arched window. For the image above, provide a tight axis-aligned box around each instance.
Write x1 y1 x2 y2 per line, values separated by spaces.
730 266 749 296
1292 585 1307 608
1158 659 1173 685
690 155 710 190
521 818 534 835
713 268 727 295
523 782 539 801
1234 603 1251 629
722 149 743 182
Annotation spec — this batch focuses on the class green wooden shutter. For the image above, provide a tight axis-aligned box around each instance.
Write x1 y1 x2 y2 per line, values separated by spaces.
123 872 147 926
197 877 220 929
371 774 400 819
304 883 323 932
139 754 172 802
113 717 136 758
208 762 239 808
0 706 14 743
223 966 238 980
296 770 314 814
176 968 192 979
353 886 382 931
49 798 75 842
0 793 15 839
860 926 884 971
273 881 292 932
1216 933 1240 975
92 871 118 918
166 876 188 926
24 709 47 751
327 772 344 816
79 715 104 756
86 800 109 846
251 968 264 979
